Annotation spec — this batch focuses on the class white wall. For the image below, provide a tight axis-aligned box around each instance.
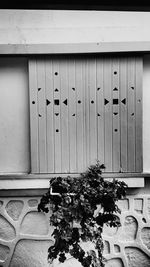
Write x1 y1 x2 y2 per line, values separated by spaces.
0 58 30 172
0 10 150 44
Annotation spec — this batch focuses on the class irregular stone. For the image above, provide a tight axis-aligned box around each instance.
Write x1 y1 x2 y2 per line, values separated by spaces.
0 215 16 240
103 240 110 254
125 247 150 267
0 244 10 261
118 216 137 241
134 198 143 214
10 240 53 267
103 222 118 237
53 257 82 267
147 199 150 217
28 199 38 207
20 211 48 235
0 201 3 208
105 258 123 267
6 200 24 221
141 227 150 250
117 199 129 211
114 245 120 253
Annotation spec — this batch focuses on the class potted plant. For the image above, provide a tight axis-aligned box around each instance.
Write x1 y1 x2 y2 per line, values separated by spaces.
38 161 127 267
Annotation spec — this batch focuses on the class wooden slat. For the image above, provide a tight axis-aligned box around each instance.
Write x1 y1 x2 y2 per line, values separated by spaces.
37 60 47 173
76 59 84 172
45 59 54 173
53 59 61 173
120 58 128 172
104 58 113 172
29 60 39 173
112 58 120 172
96 57 104 165
127 57 136 172
85 59 90 168
68 58 77 173
60 59 69 173
82 59 87 171
135 57 143 172
89 58 97 165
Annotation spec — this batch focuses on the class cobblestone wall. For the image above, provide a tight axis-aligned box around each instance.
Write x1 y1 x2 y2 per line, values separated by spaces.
0 194 150 267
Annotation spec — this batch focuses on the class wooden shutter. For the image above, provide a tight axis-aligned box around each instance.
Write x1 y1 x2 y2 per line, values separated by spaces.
29 56 143 174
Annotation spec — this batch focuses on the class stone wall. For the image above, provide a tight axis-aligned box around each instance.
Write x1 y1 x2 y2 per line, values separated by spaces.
0 194 150 267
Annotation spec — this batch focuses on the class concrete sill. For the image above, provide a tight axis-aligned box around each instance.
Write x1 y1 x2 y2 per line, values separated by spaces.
0 173 145 190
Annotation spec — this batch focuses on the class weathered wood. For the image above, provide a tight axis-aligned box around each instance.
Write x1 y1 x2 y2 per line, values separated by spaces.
29 60 39 173
112 58 120 172
120 58 128 172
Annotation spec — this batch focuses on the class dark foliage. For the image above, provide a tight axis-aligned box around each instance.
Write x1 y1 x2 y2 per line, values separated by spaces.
38 161 127 267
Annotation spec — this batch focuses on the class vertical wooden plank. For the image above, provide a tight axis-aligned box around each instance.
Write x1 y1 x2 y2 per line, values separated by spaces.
85 59 90 168
82 59 87 171
53 59 61 173
112 58 120 172
135 57 143 172
37 59 47 173
120 58 128 172
96 57 104 165
29 59 39 173
104 58 113 172
76 59 84 172
127 57 136 172
60 59 69 173
45 59 54 173
89 57 97 165
68 58 77 173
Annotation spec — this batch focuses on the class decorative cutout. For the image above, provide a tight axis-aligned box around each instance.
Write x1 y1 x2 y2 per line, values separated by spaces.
121 98 126 105
46 99 51 106
104 99 109 105
113 87 118 91
63 99 68 106
54 99 59 105
113 99 119 105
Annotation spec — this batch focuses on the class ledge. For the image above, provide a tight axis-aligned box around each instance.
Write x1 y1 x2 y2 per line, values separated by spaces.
0 42 150 54
0 173 145 190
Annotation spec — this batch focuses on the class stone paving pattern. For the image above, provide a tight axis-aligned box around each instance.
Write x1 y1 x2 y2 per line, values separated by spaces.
0 195 150 267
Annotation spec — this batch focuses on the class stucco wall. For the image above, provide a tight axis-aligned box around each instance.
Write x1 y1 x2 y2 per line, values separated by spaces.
0 10 150 44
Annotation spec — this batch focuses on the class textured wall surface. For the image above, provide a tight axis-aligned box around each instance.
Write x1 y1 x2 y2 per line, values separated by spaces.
0 195 150 267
